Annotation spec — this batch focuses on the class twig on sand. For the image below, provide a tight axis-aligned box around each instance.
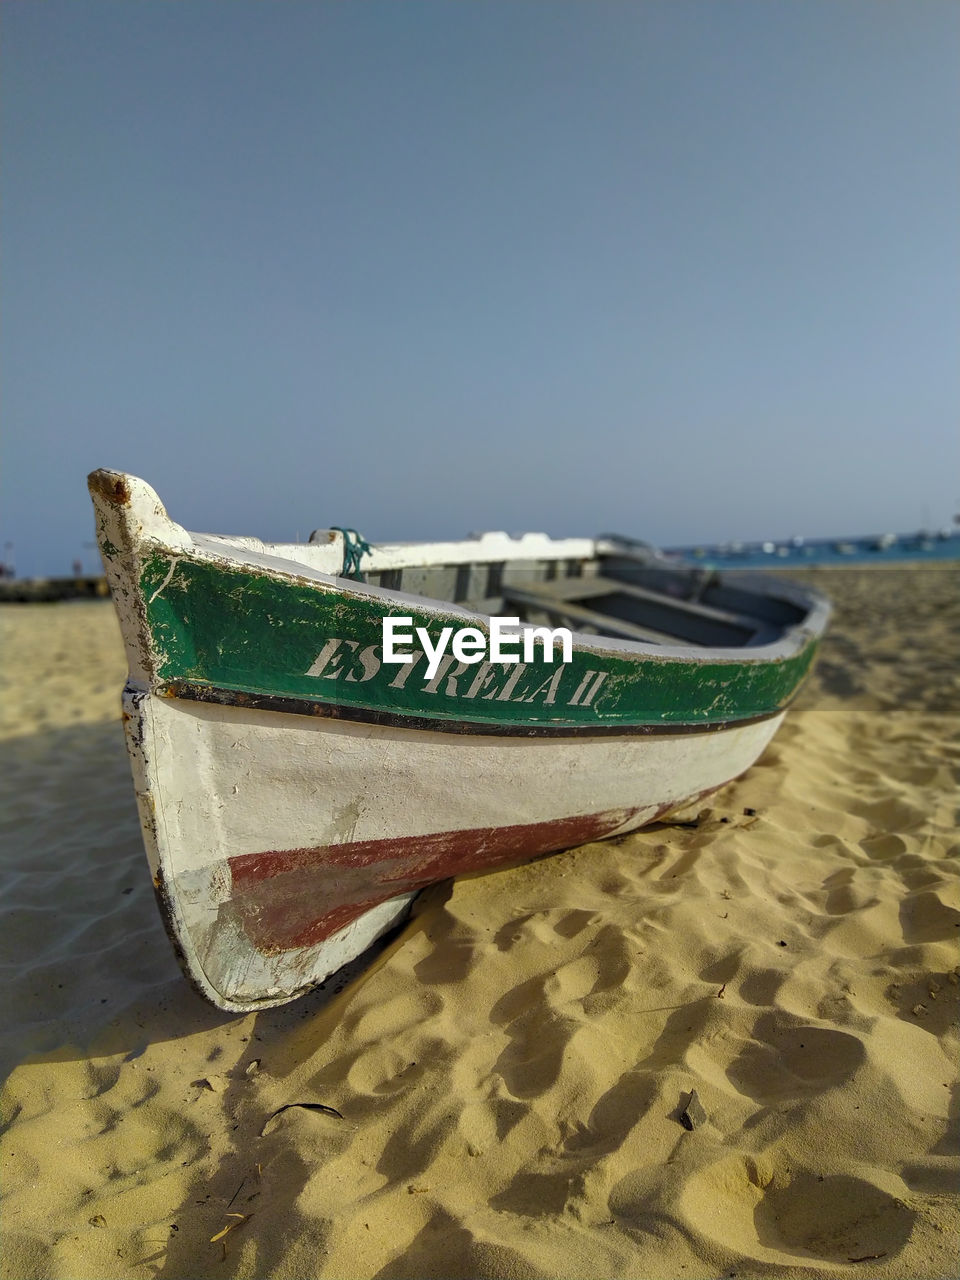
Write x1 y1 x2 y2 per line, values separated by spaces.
225 1178 246 1210
210 1212 254 1259
210 1213 250 1244
260 1102 344 1137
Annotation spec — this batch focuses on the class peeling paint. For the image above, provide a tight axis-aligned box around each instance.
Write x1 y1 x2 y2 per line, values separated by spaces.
147 555 181 605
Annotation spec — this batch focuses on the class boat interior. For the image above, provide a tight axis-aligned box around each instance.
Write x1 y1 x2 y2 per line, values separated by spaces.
360 552 809 649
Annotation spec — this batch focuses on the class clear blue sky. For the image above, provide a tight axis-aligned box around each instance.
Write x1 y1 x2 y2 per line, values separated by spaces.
3 1 958 576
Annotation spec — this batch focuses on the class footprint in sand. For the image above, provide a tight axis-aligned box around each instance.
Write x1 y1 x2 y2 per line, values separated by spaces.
302 984 447 1103
547 929 633 1001
340 991 447 1094
737 966 790 1007
412 934 477 984
490 939 636 1099
726 1013 864 1105
374 1099 462 1183
491 1001 579 1101
489 1166 574 1216
898 889 960 944
346 985 444 1042
552 908 598 939
345 1045 433 1098
699 949 789 1007
817 867 881 917
543 957 602 1005
678 1158 916 1266
753 1170 916 1262
457 1095 528 1152
851 795 929 833
492 912 537 953
859 833 908 861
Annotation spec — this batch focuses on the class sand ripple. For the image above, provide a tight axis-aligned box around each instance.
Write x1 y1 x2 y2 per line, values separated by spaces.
1 569 958 1279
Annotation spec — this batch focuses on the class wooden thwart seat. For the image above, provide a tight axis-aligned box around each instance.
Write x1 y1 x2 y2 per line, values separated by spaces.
503 575 763 647
503 584 674 644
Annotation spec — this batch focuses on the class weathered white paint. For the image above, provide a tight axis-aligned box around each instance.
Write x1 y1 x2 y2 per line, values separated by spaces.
128 689 783 1010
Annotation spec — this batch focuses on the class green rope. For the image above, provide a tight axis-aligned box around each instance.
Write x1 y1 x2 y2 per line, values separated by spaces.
332 526 372 581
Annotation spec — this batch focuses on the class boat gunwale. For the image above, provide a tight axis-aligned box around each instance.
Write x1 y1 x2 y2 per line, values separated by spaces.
87 467 830 672
173 533 831 669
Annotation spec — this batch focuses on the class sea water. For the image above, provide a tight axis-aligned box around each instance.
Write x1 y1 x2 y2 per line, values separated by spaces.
666 531 960 569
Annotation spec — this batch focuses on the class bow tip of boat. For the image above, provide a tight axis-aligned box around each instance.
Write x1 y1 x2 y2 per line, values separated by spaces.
87 467 135 504
88 468 167 510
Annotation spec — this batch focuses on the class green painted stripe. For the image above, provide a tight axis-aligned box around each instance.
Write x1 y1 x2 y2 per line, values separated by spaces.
141 553 818 729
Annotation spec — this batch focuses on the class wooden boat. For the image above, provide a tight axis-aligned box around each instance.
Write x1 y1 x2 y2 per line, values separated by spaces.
89 470 830 1012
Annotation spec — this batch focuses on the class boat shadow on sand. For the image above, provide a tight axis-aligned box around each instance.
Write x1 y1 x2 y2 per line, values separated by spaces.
0 717 417 1089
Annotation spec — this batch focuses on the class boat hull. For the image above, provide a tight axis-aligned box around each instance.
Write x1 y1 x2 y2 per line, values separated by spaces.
127 688 784 1010
87 468 827 1012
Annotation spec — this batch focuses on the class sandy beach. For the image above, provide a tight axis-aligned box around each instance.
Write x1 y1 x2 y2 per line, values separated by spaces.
1 566 957 1280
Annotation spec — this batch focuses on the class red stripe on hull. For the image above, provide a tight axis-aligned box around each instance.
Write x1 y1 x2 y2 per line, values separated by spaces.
226 806 657 953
